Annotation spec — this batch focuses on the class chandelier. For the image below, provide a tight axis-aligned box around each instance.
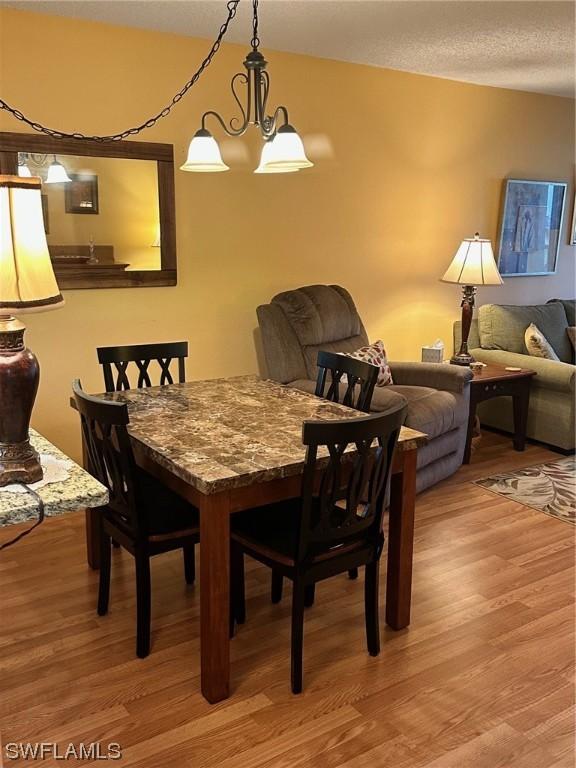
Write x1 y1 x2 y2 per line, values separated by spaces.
0 0 312 176
181 0 313 174
18 153 72 183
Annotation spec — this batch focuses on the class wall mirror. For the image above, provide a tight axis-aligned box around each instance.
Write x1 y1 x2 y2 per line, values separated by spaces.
0 132 176 289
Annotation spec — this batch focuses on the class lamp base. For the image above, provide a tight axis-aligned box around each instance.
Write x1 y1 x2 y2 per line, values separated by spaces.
450 285 477 368
0 316 42 487
0 440 42 486
450 351 475 367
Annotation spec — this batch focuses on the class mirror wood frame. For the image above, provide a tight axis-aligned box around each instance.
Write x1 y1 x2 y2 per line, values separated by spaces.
0 131 177 290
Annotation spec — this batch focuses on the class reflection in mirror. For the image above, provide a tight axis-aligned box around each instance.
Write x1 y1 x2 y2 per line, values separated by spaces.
0 132 176 289
21 154 161 273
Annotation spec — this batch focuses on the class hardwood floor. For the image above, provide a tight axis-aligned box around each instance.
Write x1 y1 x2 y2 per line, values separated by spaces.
1 433 574 767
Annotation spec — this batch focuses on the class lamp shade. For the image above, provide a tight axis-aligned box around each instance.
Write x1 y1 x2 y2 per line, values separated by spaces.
257 124 313 171
254 139 300 174
45 158 71 184
441 233 503 286
0 176 64 313
180 129 229 173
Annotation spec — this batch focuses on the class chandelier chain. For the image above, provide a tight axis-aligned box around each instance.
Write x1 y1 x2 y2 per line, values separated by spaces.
251 0 260 50
0 0 241 143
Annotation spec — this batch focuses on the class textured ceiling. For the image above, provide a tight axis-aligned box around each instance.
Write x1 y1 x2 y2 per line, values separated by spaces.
2 0 574 97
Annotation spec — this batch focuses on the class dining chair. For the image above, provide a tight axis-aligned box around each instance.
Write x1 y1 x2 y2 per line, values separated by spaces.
72 380 199 659
230 404 407 693
271 350 380 603
97 341 188 392
315 350 379 412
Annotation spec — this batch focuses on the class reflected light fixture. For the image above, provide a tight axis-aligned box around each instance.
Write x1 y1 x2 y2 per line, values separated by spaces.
17 155 32 178
46 156 72 184
180 0 313 175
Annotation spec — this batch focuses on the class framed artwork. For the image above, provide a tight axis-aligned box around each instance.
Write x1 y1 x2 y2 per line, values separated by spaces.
570 192 576 245
497 179 567 276
65 173 99 214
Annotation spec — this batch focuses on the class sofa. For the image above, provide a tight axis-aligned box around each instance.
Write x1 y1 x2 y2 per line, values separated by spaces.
257 284 473 493
454 299 575 451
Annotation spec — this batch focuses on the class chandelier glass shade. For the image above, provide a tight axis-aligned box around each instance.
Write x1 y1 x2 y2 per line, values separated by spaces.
254 138 299 174
180 129 230 172
46 157 72 184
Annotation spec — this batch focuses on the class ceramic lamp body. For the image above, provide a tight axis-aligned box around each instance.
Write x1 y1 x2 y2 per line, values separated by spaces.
0 317 41 485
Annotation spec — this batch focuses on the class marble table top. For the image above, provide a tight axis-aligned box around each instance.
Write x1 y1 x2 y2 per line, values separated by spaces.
0 430 109 527
102 376 427 496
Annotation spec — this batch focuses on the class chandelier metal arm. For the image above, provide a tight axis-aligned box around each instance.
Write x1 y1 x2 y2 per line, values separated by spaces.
262 105 289 138
200 55 289 140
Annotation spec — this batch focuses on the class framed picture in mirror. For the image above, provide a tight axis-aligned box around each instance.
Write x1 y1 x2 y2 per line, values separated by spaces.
65 173 99 214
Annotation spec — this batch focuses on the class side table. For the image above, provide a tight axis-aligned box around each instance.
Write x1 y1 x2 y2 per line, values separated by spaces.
464 364 536 464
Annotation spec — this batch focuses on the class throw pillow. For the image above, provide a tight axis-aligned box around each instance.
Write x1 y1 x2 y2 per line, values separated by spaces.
525 323 560 361
343 340 393 386
567 327 576 350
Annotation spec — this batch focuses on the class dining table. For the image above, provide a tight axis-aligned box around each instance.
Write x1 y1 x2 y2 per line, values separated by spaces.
77 375 427 704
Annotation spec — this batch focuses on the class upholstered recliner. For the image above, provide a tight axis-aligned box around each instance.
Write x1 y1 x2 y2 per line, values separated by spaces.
257 284 472 493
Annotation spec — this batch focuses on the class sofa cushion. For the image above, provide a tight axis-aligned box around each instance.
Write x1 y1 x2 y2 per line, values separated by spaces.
386 385 469 440
548 298 576 327
479 303 572 362
525 323 560 361
272 285 366 348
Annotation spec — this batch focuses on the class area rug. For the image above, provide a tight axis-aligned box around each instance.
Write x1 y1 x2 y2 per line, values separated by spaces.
475 457 576 524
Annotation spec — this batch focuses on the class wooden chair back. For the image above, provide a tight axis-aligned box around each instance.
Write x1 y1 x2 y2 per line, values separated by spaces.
315 350 378 413
72 379 140 537
297 404 407 563
97 341 188 392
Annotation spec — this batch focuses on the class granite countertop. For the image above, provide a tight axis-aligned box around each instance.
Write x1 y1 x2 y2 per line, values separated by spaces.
102 376 427 495
0 430 108 527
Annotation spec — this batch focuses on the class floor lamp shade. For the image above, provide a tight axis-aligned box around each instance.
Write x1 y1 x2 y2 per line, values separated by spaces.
0 175 64 486
441 233 502 366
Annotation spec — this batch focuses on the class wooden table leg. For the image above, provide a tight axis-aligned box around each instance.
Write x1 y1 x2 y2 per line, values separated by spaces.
463 393 477 465
512 384 530 451
386 447 417 630
85 508 101 570
200 490 231 704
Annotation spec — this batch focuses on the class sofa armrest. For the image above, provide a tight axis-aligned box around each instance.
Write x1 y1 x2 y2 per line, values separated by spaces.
472 349 576 393
388 362 473 393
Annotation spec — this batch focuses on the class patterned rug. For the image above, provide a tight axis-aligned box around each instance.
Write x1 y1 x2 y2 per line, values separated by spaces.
475 457 576 524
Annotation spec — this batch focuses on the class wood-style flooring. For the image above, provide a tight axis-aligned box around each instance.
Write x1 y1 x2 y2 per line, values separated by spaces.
0 433 574 767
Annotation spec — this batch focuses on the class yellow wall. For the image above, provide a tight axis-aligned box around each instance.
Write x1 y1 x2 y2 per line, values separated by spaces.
0 7 574 461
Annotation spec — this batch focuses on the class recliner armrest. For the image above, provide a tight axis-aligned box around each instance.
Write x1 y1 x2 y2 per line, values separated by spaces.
388 362 473 393
471 349 575 393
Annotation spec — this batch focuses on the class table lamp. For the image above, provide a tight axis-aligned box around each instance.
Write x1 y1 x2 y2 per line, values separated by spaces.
0 175 64 485
441 232 503 366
